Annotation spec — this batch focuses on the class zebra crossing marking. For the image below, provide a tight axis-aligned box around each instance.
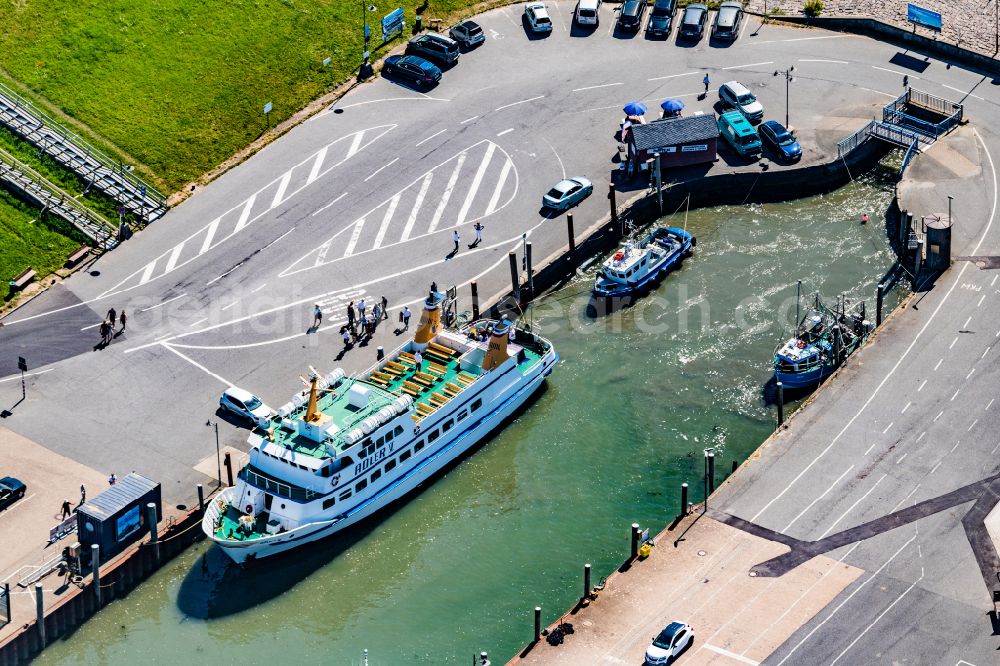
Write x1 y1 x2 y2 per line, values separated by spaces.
427 153 466 233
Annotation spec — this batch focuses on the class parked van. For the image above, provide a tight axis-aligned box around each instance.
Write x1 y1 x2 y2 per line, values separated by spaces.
575 0 601 26
717 110 761 156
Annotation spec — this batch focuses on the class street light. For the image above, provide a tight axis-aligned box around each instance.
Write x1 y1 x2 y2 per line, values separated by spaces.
773 66 795 128
206 419 222 488
361 3 377 78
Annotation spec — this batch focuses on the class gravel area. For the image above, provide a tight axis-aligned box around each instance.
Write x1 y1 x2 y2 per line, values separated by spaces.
745 0 1000 59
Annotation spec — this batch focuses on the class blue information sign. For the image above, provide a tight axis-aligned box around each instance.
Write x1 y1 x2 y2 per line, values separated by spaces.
382 7 405 42
907 3 942 32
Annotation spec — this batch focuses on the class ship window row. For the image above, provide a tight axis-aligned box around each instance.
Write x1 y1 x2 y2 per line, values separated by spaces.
259 447 313 472
358 425 406 459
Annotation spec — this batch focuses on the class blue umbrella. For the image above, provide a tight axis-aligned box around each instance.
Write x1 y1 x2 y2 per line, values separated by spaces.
660 98 684 112
623 102 647 116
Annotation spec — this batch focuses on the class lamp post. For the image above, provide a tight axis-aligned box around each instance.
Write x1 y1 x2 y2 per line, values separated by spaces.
361 3 377 79
206 420 222 488
773 66 794 128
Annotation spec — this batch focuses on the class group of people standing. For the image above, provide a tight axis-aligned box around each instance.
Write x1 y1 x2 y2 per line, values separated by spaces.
98 307 127 345
341 296 391 347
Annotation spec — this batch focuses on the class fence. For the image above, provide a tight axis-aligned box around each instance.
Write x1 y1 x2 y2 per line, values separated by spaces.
883 88 964 139
837 120 920 176
0 583 9 629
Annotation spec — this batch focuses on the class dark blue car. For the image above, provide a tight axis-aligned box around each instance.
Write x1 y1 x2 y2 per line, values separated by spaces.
382 55 442 89
0 476 26 511
759 120 802 161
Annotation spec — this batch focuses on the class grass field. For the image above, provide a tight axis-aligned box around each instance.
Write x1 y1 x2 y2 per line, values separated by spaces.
0 191 85 301
0 0 480 194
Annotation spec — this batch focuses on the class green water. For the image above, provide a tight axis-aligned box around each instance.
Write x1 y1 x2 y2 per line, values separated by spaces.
36 169 903 665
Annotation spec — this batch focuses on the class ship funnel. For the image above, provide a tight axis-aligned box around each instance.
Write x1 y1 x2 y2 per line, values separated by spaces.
482 319 512 372
413 291 443 350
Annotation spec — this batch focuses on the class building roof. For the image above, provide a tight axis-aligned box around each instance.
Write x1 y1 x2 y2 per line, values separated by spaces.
78 473 159 519
631 115 718 151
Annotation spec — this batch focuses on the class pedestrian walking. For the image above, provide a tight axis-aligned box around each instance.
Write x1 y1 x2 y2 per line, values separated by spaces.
902 74 909 88
61 499 72 519
473 222 484 246
99 321 111 345
453 229 460 252
347 302 356 329
358 298 366 317
119 310 127 332
80 484 86 504
108 473 117 486
703 72 710 93
372 302 382 324
359 314 369 339
414 350 423 371
380 295 388 320
107 308 117 329
342 329 352 348
313 304 323 327
401 306 411 329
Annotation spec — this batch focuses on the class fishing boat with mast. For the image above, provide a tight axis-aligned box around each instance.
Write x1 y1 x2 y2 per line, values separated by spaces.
773 286 873 389
592 226 694 298
202 291 557 563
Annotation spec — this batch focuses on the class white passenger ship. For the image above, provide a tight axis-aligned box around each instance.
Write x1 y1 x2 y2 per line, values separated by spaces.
202 292 558 563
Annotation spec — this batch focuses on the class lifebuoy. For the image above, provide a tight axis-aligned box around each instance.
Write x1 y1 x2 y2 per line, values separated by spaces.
245 504 253 514
796 340 807 350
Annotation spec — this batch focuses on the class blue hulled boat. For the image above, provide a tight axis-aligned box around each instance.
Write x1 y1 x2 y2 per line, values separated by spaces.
774 294 872 389
593 227 694 298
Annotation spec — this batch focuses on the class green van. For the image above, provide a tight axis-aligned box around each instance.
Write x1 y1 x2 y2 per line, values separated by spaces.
717 110 762 157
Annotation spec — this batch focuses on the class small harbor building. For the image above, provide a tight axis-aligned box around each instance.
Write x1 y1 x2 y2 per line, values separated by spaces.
628 114 719 170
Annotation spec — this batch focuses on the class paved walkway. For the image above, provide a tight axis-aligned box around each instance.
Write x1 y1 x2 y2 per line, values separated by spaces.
747 0 1000 60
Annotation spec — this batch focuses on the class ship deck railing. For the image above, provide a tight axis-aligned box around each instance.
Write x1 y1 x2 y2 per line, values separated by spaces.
238 463 322 502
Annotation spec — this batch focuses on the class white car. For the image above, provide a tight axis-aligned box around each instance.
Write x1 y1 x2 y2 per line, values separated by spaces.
645 621 694 664
542 176 593 211
719 80 764 124
524 2 553 33
220 387 274 427
575 0 601 26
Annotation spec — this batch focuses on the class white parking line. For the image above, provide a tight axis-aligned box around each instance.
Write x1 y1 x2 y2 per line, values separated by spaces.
901 401 911 414
460 115 478 124
916 431 926 442
572 82 624 92
882 421 894 434
966 368 975 379
797 59 848 64
951 388 961 401
819 474 887 539
929 461 942 475
949 336 959 348
648 71 699 82
829 570 923 666
896 453 907 465
871 65 918 79
363 157 399 182
723 61 773 70
188 317 208 328
986 398 995 411
942 84 984 101
951 440 962 453
917 379 927 392
977 294 986 307
0 370 51 384
934 358 943 371
497 128 514 136
783 465 855 532
495 95 544 111
934 410 944 421
312 192 347 216
703 644 759 665
963 316 972 328
139 293 187 312
968 419 978 431
415 128 447 147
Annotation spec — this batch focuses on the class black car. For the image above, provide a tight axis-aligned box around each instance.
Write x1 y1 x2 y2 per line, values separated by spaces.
405 33 460 66
449 20 486 49
0 476 26 511
712 1 743 40
646 0 676 37
382 55 443 88
617 0 647 32
678 3 708 39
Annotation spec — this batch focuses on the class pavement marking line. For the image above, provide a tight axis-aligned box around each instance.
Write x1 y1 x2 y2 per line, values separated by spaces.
572 82 623 92
930 461 942 474
363 157 399 183
160 343 234 387
775 534 917 666
495 95 544 112
968 419 978 431
343 217 367 257
233 193 257 234
782 465 855 532
345 130 365 158
916 431 926 442
220 300 239 312
139 260 157 285
797 59 849 64
460 116 478 124
80 322 103 331
901 401 911 414
427 152 467 233
306 146 328 184
987 398 995 410
863 441 878 456
372 194 401 249
251 283 267 294
723 61 773 70
966 368 975 379
415 128 447 147
977 294 986 307
896 453 907 464
188 317 208 328
312 192 347 217
782 35 848 42
703 644 759 665
648 71 699 82
918 379 927 392
942 84 984 101
818 474 887 539
199 217 220 254
934 357 943 370
0 369 52 383
262 228 294 251
336 97 448 111
951 388 961 401
401 173 434 241
882 421 893 434
934 410 944 421
270 172 292 209
486 157 514 215
992 443 1000 455
983 346 992 359
871 65 919 79
545 137 566 180
455 142 496 227
163 242 186 274
138 293 187 313
963 315 972 328
950 440 962 453
949 336 959 348
993 275 998 287
496 128 514 137
828 571 924 666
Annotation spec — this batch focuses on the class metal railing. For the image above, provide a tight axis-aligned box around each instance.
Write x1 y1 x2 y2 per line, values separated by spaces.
837 120 920 177
883 88 963 139
0 582 9 628
239 465 320 502
907 88 963 123
0 81 167 223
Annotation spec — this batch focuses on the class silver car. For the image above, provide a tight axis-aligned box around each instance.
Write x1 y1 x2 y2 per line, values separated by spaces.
542 177 593 211
220 386 274 427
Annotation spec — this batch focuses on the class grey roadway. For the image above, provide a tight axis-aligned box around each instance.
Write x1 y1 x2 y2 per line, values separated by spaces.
1 7 999 660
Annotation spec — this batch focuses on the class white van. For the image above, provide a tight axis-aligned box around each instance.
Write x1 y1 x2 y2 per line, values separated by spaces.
575 0 602 26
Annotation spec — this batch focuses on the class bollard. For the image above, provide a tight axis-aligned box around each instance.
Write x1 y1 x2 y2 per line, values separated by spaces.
526 242 534 299
584 563 592 599
197 483 205 516
377 346 384 361
777 381 785 426
147 502 159 562
224 452 234 487
471 281 480 320
35 583 45 647
876 282 884 328
508 252 520 304
732 460 738 474
567 213 576 256
480 651 490 666
630 522 640 560
707 451 716 494
680 482 688 517
534 606 541 643
609 182 619 234
91 544 102 607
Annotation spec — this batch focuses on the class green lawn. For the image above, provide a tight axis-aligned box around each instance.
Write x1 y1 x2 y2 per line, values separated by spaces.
0 0 482 194
0 191 85 302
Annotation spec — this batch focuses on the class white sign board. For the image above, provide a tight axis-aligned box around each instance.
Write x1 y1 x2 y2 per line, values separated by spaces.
263 102 273 114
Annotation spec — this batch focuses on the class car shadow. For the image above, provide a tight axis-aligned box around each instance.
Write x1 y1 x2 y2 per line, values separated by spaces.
674 34 702 48
379 73 438 92
709 36 737 48
612 25 640 40
715 144 763 167
570 23 599 38
214 407 252 430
